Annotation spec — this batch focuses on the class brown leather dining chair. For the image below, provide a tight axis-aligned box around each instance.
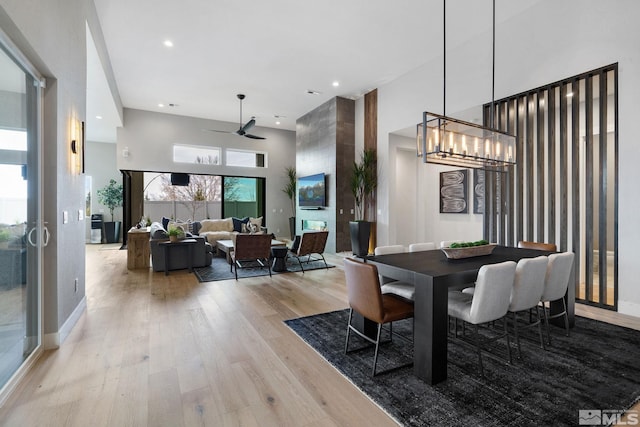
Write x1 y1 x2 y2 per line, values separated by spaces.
231 233 273 280
343 257 414 376
517 241 557 252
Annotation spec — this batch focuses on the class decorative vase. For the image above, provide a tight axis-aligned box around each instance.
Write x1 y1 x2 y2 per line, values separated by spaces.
103 221 121 244
349 221 371 257
289 216 296 240
169 235 178 243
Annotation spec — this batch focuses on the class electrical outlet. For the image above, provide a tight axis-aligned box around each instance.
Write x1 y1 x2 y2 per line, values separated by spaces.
340 209 343 214
74 278 78 293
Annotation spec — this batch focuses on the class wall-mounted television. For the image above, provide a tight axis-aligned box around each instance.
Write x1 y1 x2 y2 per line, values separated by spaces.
298 173 326 208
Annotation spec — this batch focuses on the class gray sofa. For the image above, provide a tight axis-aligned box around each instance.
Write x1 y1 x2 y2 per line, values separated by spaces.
149 222 214 272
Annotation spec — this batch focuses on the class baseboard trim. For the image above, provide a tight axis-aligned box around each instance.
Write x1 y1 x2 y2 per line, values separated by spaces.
44 297 86 350
618 300 640 318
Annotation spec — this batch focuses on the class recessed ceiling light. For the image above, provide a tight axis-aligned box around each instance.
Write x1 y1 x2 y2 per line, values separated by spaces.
566 92 574 98
158 103 165 107
332 81 339 87
275 121 281 125
163 40 173 47
95 115 102 120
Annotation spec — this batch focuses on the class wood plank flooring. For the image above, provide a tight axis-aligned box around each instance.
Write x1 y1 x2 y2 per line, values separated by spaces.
0 244 639 426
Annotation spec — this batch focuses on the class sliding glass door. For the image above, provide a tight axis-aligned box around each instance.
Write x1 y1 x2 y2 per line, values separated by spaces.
0 34 44 394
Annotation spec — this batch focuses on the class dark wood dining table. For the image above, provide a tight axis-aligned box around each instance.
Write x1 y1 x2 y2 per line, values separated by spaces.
366 245 574 384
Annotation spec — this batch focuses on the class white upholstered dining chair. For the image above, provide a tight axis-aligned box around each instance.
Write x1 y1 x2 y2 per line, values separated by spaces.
408 242 436 252
540 252 575 344
448 260 517 376
374 245 414 301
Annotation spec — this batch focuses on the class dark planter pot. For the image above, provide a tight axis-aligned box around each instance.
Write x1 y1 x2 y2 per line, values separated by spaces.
289 216 296 240
103 221 121 243
349 221 371 257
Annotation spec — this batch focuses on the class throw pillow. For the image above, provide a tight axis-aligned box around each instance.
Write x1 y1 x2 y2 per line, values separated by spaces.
232 217 250 233
249 216 263 230
162 216 171 231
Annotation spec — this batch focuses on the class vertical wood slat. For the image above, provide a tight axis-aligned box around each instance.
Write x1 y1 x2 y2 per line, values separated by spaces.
482 105 491 241
536 90 545 242
585 76 594 301
559 84 569 252
571 79 581 299
507 99 515 247
499 101 508 245
526 93 535 240
613 67 619 310
547 86 557 244
516 96 525 244
599 71 608 305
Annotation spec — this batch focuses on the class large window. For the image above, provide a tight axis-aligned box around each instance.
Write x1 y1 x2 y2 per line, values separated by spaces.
141 172 265 222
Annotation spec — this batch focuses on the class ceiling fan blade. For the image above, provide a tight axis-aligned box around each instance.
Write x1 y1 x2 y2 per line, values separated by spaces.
244 133 266 140
203 128 232 134
241 118 256 133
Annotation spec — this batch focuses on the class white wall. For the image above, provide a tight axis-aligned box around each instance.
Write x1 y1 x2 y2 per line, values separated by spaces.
372 0 640 316
117 108 297 238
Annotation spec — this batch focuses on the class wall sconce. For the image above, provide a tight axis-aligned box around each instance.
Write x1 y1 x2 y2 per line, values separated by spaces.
70 117 85 174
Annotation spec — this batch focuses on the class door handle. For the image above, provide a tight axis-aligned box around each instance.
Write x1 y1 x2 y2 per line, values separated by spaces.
27 222 50 247
42 223 50 247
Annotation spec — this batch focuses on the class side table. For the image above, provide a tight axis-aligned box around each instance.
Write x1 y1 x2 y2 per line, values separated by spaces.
159 239 197 276
271 246 289 272
127 229 150 270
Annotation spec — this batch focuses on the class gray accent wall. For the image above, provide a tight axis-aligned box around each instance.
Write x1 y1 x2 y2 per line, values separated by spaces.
296 97 355 253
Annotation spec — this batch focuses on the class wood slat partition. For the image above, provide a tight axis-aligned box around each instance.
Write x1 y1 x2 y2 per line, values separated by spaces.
482 64 618 310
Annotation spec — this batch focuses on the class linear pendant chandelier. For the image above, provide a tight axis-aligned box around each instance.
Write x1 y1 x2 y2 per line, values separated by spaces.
416 0 516 171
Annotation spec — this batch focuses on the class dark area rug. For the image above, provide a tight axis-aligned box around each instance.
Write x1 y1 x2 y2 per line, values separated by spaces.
194 255 333 282
285 309 640 427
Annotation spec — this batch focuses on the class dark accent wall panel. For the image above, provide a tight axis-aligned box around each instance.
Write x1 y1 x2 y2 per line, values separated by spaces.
296 97 355 253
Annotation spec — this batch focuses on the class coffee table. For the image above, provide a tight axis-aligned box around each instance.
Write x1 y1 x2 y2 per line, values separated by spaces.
216 239 286 264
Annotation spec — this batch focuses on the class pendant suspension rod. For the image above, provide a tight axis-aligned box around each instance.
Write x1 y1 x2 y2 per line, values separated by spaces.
443 0 446 117
490 0 495 129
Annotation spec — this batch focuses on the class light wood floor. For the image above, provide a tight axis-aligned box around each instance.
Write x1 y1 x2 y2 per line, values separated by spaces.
0 244 639 426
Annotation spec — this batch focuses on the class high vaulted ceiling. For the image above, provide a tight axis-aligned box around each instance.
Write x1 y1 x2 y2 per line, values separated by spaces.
88 0 542 142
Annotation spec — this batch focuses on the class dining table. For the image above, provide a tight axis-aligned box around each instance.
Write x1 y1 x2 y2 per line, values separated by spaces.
366 245 575 384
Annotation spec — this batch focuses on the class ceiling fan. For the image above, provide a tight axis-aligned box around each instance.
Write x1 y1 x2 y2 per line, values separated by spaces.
204 94 266 140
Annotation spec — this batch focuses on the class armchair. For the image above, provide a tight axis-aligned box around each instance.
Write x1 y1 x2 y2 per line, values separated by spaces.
289 231 329 273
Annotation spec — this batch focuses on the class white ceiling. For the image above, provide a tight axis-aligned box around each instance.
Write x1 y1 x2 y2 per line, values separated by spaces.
87 0 542 142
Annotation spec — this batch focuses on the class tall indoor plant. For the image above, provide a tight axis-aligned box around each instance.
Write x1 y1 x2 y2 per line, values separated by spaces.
97 178 123 243
282 166 297 240
349 148 377 257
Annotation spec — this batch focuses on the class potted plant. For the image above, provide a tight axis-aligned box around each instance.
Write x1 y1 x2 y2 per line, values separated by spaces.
349 148 377 257
167 225 183 243
282 166 297 240
97 178 123 243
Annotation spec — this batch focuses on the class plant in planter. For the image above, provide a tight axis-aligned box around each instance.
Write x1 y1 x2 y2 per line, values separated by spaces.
97 178 123 243
349 148 377 257
167 225 184 243
281 166 297 240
